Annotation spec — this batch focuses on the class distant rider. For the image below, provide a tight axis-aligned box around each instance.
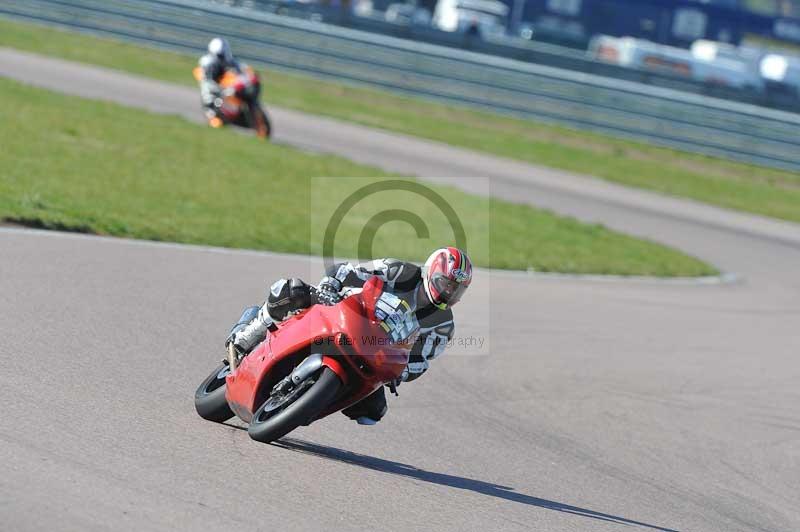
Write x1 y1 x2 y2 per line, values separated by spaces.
197 37 244 128
225 248 474 425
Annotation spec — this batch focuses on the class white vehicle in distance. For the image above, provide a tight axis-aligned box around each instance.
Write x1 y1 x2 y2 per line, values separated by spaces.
589 35 763 91
760 53 800 96
433 0 509 35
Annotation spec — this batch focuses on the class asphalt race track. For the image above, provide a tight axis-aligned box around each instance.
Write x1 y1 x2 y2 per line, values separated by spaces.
2 49 800 532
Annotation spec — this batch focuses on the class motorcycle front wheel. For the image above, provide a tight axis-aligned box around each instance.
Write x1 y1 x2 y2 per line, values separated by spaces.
194 363 234 423
253 105 272 139
248 367 341 443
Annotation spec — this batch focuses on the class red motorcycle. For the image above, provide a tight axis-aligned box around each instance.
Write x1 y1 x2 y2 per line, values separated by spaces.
194 277 410 443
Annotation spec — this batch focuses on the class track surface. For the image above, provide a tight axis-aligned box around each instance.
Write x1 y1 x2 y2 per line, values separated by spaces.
2 49 800 532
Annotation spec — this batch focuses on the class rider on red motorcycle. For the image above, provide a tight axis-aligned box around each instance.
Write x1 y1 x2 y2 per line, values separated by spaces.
198 37 245 128
226 247 473 425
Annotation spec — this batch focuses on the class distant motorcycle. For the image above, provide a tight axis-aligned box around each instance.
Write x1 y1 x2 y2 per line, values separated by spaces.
194 277 410 443
193 65 272 138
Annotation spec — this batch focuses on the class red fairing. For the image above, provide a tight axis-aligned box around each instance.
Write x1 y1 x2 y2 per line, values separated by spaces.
360 275 383 322
225 276 409 422
220 105 240 120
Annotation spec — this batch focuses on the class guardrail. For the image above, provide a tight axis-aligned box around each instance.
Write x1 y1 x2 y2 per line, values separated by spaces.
2 0 800 171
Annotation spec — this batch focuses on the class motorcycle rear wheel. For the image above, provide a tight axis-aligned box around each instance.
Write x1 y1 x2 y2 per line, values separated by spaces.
194 363 234 423
248 367 341 443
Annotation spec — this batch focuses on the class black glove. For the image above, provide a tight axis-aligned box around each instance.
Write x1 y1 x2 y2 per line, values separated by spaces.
316 276 343 306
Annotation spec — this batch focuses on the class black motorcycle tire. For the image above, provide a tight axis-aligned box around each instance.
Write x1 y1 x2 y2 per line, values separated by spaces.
194 363 234 423
248 367 341 443
254 105 272 138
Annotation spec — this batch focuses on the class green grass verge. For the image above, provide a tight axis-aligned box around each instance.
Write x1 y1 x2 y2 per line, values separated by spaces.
0 76 715 275
1 17 798 223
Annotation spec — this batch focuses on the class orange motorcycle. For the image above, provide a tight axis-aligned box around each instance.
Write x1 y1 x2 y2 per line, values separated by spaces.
193 65 272 138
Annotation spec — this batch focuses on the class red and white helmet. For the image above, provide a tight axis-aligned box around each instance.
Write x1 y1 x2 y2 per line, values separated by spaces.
422 247 473 309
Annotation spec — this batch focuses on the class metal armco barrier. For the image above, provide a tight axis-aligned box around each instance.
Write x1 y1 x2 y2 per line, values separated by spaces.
2 0 800 171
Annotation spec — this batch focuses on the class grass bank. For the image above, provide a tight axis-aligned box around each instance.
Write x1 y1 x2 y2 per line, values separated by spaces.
0 77 715 276
1 17 798 223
